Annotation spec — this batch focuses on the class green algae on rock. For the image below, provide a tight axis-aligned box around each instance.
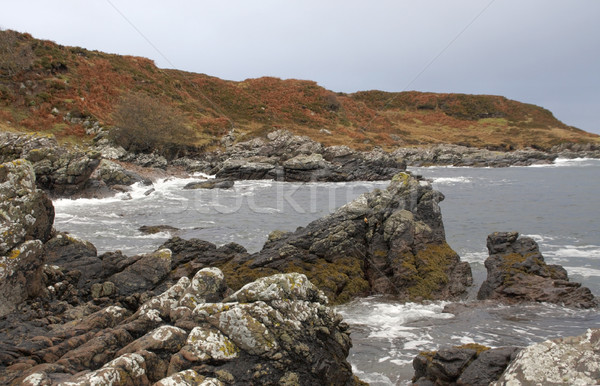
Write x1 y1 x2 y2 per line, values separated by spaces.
216 172 472 304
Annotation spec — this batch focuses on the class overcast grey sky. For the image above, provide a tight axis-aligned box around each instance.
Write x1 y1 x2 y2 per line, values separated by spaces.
2 0 599 134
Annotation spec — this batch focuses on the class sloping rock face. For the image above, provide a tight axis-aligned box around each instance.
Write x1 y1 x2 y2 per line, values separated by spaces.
216 172 473 303
478 232 597 308
0 159 54 317
493 328 600 385
214 129 406 182
413 345 520 385
1 270 357 385
0 132 101 196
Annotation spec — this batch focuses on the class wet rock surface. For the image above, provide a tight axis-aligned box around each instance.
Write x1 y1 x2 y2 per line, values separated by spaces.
412 345 520 385
478 232 597 308
183 178 235 190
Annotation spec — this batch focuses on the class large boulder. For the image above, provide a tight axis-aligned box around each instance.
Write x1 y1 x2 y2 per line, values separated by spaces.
494 329 600 385
3 270 359 385
0 160 54 317
216 172 472 303
478 232 597 308
413 344 520 385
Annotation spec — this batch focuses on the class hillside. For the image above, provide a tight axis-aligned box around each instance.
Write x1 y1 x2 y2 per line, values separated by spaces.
1 29 598 152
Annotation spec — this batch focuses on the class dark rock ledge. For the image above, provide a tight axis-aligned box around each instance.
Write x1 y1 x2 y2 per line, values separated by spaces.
411 231 597 385
478 231 596 308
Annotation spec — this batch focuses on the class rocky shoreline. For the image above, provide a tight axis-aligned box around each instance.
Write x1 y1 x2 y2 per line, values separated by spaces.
1 138 599 384
3 130 600 200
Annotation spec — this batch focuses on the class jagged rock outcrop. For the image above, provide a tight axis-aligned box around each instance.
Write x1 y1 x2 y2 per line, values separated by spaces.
214 130 406 181
493 328 600 385
477 232 597 308
393 144 557 167
412 345 520 385
211 172 473 303
0 132 101 196
1 268 358 385
551 142 600 159
0 159 54 317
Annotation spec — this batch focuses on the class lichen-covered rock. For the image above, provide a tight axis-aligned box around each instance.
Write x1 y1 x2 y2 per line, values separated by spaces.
478 232 597 308
494 329 600 385
218 172 472 303
0 159 54 317
0 132 101 197
91 158 143 187
154 370 222 386
3 270 358 385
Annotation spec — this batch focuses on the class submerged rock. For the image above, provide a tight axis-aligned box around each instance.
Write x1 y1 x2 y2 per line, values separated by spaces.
138 225 180 235
493 328 600 385
214 172 472 303
478 232 597 308
183 178 234 190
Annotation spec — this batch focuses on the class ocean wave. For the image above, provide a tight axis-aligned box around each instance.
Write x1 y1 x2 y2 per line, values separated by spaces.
563 266 600 278
527 157 600 168
337 299 452 340
546 246 600 259
432 176 472 185
460 251 487 263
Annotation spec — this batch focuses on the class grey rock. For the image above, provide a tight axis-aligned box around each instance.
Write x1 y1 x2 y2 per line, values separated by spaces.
108 249 173 296
0 160 54 317
458 346 520 385
0 132 101 197
413 345 520 385
393 144 558 167
183 178 234 190
494 329 600 385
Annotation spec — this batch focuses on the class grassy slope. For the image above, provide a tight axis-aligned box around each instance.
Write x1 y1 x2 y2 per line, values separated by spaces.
1 30 597 151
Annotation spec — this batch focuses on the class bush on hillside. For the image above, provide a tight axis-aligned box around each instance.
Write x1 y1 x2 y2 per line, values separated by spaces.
110 91 194 158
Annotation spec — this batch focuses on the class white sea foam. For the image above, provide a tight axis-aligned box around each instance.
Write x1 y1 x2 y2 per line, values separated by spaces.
337 299 452 340
526 157 599 168
432 176 472 185
547 246 600 259
461 251 487 263
522 234 556 243
563 266 600 278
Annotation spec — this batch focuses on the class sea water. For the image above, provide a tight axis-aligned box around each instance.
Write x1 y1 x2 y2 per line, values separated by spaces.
53 158 600 384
